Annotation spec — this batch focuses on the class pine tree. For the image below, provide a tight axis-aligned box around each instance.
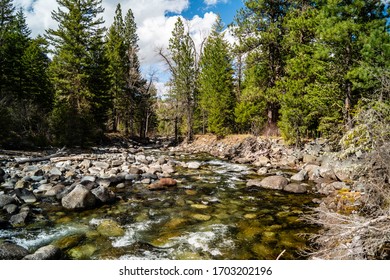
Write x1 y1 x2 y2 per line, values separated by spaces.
46 0 107 146
198 16 235 136
106 3 127 131
161 17 198 142
316 0 388 129
234 0 289 135
123 8 147 137
278 0 324 145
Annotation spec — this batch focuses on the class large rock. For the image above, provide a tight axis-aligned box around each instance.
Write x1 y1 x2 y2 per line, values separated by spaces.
290 169 308 182
259 176 289 190
0 243 29 260
93 161 110 170
253 156 270 167
61 184 97 210
187 161 201 169
91 186 116 203
23 245 61 260
0 194 15 208
14 188 37 203
283 183 307 194
50 167 62 176
45 184 66 197
304 164 321 180
10 209 29 227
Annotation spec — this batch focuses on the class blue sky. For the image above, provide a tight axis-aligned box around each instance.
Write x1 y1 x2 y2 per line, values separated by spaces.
178 0 244 26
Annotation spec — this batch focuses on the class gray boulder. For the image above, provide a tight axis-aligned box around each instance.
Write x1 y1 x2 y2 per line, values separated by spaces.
0 243 29 260
259 175 289 190
91 186 116 203
61 184 97 210
291 169 308 182
10 209 29 227
283 183 307 194
0 194 15 208
23 245 61 260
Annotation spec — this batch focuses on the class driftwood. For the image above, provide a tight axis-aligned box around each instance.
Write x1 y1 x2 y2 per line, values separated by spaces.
50 155 99 163
15 148 67 164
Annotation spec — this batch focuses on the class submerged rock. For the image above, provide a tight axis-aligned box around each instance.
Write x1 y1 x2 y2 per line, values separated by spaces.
148 178 177 191
96 219 125 237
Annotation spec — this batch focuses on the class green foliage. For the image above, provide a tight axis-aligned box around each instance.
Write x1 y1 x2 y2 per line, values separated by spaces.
198 16 236 136
162 17 198 141
46 0 107 146
0 3 53 147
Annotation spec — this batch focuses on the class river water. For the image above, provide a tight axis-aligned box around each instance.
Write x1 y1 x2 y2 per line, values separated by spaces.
0 150 320 260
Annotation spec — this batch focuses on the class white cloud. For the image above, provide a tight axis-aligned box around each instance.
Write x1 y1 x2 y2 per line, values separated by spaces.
204 0 228 6
14 0 219 95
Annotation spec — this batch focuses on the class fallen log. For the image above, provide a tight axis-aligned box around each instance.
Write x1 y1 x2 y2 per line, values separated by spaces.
15 148 67 164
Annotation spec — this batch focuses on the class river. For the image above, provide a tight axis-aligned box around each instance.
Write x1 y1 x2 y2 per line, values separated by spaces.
0 149 320 260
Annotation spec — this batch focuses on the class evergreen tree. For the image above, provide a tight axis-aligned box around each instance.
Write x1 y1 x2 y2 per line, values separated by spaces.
161 17 198 142
234 0 289 135
106 5 147 137
316 0 388 129
106 3 127 132
198 16 235 136
46 0 107 146
123 8 147 137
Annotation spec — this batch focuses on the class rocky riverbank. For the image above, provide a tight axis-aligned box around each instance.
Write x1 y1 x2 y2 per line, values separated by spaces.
173 135 365 219
0 135 366 259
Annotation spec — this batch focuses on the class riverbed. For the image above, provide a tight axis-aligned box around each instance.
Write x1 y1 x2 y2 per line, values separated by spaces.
0 148 320 260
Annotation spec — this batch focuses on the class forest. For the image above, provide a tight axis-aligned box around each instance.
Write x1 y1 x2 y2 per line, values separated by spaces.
1 0 390 149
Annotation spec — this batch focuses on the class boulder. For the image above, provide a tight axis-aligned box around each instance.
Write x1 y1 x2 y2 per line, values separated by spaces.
91 186 116 203
257 167 269 175
258 175 289 190
283 183 307 194
319 167 338 181
253 156 270 167
187 161 201 169
128 167 143 175
23 245 61 260
3 204 18 214
0 243 29 260
61 184 97 210
148 178 177 191
10 209 29 227
14 188 37 203
45 184 66 197
291 169 308 182
79 159 91 169
304 164 321 180
0 194 15 208
303 154 318 164
93 161 110 170
125 174 139 181
80 176 96 185
50 167 62 176
161 164 175 174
